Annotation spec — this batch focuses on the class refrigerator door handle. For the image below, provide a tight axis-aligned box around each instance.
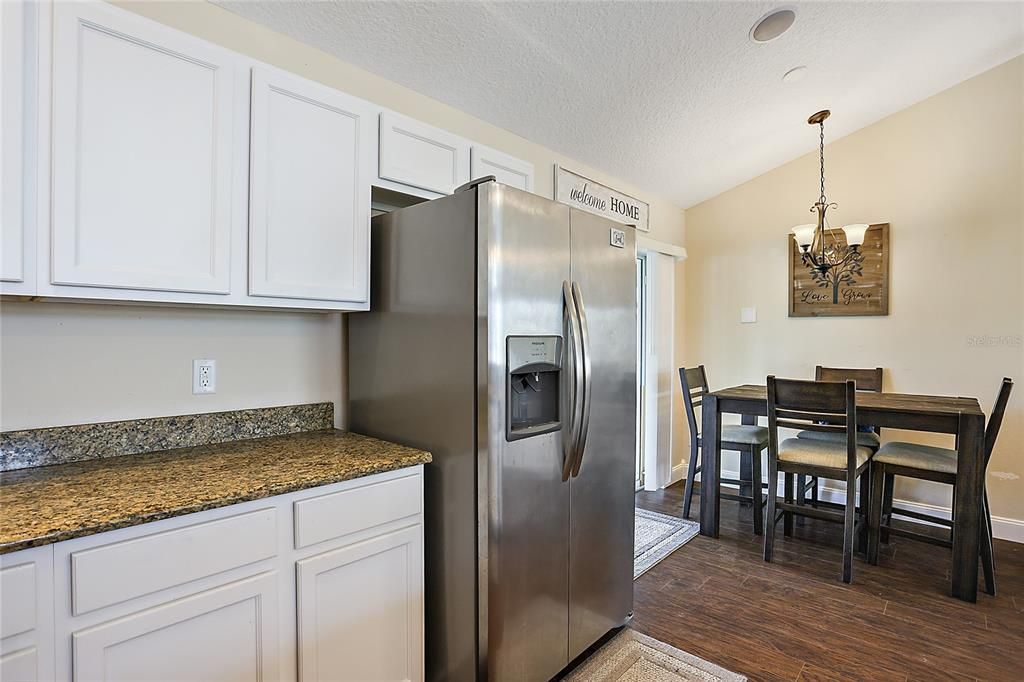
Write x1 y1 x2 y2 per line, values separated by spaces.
562 280 585 481
570 281 593 477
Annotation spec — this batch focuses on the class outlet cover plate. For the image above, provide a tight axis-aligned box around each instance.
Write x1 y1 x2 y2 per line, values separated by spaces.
192 359 216 395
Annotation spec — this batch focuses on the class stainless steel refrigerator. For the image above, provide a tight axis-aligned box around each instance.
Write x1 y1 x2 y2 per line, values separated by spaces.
349 179 636 682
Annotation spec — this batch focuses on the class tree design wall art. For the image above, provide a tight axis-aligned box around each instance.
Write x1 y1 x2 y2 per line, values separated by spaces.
789 223 890 317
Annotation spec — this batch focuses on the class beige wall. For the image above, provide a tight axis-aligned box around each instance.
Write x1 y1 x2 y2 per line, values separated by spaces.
0 303 345 430
0 1 684 433
680 56 1024 527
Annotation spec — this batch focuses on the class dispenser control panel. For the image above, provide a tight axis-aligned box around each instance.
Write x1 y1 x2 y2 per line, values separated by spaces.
506 336 563 441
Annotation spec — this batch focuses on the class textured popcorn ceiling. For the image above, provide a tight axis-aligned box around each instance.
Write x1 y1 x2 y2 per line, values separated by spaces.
215 1 1023 208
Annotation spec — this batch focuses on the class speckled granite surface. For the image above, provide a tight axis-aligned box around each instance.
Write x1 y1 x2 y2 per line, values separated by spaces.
0 429 430 554
0 403 334 471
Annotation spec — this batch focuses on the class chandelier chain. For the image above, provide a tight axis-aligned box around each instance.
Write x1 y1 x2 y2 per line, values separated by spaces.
818 121 826 204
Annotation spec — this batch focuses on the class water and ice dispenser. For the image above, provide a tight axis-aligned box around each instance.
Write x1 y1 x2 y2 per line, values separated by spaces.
506 336 563 441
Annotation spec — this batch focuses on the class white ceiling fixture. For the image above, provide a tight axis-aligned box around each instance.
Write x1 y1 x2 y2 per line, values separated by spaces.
750 8 797 44
215 1 1024 208
782 66 808 84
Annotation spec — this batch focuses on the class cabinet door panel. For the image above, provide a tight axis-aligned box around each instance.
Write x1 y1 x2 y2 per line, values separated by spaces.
1 0 27 287
248 67 371 303
470 145 534 192
379 112 469 195
0 646 37 682
72 572 279 682
50 2 236 294
0 562 36 639
71 507 277 615
297 526 423 682
0 547 54 682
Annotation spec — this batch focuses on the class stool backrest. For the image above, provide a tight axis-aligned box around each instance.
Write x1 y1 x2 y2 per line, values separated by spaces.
816 365 883 392
984 378 1014 467
767 376 858 470
678 366 709 438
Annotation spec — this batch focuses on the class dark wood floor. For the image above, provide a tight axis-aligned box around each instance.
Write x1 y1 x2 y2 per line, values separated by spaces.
632 483 1024 682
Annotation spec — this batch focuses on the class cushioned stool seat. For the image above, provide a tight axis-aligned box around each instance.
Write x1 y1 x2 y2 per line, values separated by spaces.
796 429 881 449
779 437 872 470
718 424 770 446
873 441 957 475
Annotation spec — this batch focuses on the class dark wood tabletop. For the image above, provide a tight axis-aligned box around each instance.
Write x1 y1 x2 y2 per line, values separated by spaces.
712 384 984 417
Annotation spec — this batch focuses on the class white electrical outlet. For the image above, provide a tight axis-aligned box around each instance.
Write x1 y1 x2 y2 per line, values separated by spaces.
192 359 216 395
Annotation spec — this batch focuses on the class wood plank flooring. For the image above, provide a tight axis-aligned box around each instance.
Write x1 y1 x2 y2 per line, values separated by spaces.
632 483 1024 681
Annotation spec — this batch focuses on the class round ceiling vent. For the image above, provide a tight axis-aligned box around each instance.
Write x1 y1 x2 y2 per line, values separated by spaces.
782 65 807 83
750 8 796 43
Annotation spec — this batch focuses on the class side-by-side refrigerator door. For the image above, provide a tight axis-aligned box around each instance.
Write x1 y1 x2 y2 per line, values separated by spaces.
567 209 637 660
478 183 572 682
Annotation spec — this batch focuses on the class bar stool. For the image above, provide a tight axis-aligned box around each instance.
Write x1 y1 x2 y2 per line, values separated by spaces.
679 366 770 534
868 377 1013 596
796 366 884 510
764 376 874 584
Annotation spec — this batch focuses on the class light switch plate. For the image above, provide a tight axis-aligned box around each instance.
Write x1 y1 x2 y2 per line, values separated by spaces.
740 307 757 324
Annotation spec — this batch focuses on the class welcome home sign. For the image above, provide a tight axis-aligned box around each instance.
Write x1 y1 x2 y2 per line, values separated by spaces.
554 166 650 232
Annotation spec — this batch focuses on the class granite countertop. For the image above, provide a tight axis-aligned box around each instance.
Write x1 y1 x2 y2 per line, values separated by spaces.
0 429 431 555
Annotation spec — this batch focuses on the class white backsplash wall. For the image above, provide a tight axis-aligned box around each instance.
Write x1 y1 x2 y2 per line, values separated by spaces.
0 302 345 431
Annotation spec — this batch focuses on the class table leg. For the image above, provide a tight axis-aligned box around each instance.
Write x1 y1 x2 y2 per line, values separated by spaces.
739 414 756 504
700 394 721 538
951 412 985 602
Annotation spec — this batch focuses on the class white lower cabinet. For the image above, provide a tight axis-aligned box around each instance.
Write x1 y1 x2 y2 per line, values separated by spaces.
4 466 424 682
72 572 280 682
297 526 423 682
0 546 55 682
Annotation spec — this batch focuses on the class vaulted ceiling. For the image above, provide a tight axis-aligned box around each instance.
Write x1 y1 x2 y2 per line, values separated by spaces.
216 1 1023 207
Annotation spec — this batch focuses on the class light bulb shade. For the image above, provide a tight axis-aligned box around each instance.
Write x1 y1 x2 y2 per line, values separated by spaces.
842 223 870 247
791 224 817 248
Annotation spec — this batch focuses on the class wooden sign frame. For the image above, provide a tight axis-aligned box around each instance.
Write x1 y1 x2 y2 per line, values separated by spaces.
553 165 650 232
788 223 890 317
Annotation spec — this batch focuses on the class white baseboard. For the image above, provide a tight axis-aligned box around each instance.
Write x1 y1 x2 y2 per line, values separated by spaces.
669 462 688 486
683 466 1024 544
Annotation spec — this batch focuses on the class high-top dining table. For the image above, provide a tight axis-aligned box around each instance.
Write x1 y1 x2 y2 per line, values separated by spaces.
699 384 987 602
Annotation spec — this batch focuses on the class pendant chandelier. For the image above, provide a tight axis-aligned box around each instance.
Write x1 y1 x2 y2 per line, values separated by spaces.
790 110 868 274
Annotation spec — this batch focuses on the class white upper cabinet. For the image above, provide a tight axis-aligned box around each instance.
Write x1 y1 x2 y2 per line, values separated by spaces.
248 67 372 306
470 145 535 192
1 0 33 295
49 1 238 295
379 111 470 195
5 1 543 312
